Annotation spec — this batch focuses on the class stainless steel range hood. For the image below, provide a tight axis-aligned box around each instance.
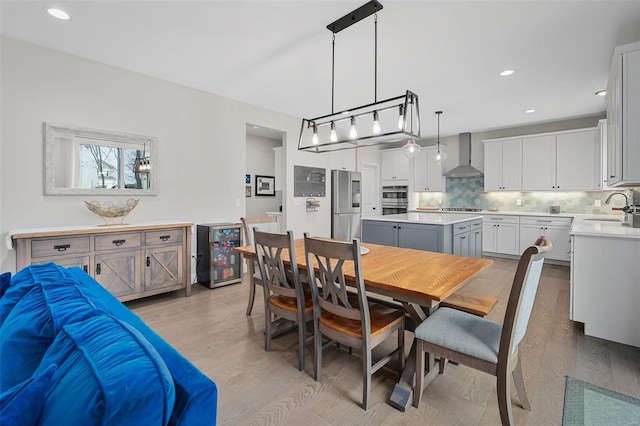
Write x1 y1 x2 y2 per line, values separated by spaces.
443 132 483 178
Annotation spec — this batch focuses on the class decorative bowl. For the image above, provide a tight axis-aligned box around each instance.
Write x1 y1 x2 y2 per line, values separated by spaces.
85 199 139 226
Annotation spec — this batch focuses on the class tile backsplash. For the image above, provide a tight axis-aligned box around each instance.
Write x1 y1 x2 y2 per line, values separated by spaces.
416 177 636 214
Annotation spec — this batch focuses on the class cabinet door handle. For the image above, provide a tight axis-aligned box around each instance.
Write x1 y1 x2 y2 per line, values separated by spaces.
461 236 466 239
53 244 70 251
398 226 402 230
146 256 151 267
159 235 171 241
83 265 88 273
112 239 126 246
96 263 101 275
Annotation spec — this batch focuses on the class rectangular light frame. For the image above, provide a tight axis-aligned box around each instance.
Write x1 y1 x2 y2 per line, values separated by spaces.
298 90 420 153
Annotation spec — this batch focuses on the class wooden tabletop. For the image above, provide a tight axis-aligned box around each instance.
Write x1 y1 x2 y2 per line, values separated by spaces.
235 239 493 306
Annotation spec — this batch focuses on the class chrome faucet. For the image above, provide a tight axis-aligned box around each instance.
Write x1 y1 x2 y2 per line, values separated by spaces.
605 192 629 205
605 192 631 226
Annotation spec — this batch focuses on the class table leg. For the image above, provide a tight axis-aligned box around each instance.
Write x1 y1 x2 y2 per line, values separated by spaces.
388 302 439 411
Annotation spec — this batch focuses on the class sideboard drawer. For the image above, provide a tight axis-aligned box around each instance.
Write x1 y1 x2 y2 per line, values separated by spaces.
145 229 183 246
32 236 91 258
94 232 142 251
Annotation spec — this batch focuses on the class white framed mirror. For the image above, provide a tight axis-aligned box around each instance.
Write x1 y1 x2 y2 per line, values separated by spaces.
44 122 157 195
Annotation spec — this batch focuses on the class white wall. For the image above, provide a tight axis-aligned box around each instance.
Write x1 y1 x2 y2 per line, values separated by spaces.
245 134 282 218
0 37 332 273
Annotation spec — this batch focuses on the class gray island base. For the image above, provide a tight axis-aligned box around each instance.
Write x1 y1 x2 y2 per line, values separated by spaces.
362 213 483 257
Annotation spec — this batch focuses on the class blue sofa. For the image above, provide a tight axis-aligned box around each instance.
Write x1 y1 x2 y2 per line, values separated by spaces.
0 263 217 425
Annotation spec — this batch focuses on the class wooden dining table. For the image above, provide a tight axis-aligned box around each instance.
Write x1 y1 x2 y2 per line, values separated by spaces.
234 238 493 411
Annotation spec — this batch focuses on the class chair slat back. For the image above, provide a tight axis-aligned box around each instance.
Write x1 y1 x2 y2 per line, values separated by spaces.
499 236 552 359
254 230 300 300
241 216 279 247
303 234 370 327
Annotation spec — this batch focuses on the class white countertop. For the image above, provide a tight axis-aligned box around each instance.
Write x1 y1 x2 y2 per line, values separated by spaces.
570 214 640 239
411 209 640 239
363 212 483 225
412 209 575 218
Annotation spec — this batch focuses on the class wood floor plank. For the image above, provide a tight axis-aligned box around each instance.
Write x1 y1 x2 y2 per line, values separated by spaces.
127 258 640 425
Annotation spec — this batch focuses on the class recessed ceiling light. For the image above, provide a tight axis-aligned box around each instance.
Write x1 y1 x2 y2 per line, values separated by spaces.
525 109 536 114
595 90 606 96
47 8 70 20
499 69 514 76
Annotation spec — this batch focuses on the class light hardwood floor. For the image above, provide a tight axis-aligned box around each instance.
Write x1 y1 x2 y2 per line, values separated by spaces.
127 257 640 425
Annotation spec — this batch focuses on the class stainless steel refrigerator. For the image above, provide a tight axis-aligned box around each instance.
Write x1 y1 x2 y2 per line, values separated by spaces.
331 170 362 241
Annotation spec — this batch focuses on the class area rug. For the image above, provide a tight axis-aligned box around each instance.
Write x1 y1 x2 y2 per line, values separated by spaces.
563 376 640 425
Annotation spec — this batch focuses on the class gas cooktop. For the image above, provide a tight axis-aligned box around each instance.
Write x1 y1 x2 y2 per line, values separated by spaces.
441 207 482 212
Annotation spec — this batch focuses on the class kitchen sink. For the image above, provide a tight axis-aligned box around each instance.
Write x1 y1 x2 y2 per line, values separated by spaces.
583 218 623 222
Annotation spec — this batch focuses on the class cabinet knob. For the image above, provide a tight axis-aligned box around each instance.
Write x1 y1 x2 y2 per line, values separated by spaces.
96 263 101 275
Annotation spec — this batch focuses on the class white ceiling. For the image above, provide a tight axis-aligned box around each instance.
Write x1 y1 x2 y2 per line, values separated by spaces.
2 1 639 139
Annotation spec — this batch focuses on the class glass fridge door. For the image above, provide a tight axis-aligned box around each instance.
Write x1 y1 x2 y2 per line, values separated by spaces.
211 226 241 284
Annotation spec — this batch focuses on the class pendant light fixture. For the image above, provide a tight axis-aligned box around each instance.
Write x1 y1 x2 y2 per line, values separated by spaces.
402 139 421 159
432 111 447 165
298 1 421 153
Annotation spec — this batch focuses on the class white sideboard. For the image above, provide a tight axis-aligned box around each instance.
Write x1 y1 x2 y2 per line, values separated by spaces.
10 221 192 302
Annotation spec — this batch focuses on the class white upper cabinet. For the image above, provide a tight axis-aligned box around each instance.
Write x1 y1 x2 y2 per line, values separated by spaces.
521 135 556 190
556 129 600 190
413 146 445 192
330 149 356 172
606 41 640 187
381 149 410 183
483 139 522 191
521 129 600 191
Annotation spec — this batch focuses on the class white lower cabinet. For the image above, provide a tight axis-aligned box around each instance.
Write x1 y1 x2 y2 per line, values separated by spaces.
571 234 640 347
519 216 572 261
482 215 520 255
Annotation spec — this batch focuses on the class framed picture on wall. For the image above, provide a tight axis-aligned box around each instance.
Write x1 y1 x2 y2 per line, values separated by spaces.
255 175 275 196
245 185 251 197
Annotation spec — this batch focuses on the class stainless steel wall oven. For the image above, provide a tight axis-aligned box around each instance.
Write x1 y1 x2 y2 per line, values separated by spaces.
381 185 408 215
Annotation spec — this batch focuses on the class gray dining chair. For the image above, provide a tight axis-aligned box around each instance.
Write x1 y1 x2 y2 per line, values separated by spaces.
240 216 279 315
413 236 552 425
303 233 405 410
253 229 312 371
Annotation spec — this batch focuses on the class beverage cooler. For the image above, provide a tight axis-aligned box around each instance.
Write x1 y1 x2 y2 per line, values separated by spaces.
196 223 242 288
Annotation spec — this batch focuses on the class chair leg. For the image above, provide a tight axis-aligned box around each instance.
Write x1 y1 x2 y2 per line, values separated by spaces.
413 339 425 408
362 347 371 410
264 302 272 352
297 315 305 372
314 325 322 381
438 357 447 374
497 368 515 426
246 260 261 316
512 353 531 410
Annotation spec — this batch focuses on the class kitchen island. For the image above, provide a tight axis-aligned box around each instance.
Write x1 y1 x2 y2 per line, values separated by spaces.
362 213 483 257
569 215 640 347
